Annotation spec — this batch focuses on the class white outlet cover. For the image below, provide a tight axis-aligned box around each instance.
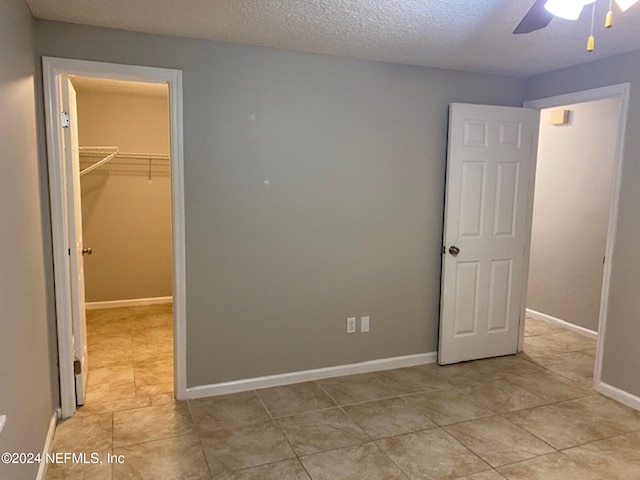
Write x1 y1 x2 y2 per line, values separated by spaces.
0 415 6 435
360 316 370 333
347 317 356 334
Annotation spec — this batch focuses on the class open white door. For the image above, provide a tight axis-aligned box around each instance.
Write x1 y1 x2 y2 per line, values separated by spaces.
439 103 538 365
61 76 89 404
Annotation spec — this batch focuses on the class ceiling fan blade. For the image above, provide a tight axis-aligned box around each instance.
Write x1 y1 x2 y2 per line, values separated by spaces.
513 0 554 34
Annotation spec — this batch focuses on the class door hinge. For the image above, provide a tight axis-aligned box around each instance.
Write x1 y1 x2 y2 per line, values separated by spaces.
61 111 70 128
73 359 81 375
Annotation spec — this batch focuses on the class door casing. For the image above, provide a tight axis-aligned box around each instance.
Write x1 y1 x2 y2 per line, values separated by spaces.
43 57 187 418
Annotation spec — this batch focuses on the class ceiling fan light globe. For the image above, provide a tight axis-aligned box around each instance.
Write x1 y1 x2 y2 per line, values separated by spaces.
544 0 589 20
615 0 639 11
544 0 583 20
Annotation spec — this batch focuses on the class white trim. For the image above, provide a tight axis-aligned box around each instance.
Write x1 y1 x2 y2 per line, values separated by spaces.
86 296 173 310
525 308 597 339
35 413 57 480
0 415 5 435
185 352 437 399
42 57 187 417
595 381 640 412
523 83 630 390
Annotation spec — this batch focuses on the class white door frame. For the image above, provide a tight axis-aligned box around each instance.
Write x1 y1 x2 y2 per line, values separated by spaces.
43 57 187 418
521 83 630 391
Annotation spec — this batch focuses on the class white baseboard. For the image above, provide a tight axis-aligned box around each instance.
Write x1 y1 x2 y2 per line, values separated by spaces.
595 381 640 412
86 296 173 310
185 352 437 399
526 308 597 339
36 413 57 480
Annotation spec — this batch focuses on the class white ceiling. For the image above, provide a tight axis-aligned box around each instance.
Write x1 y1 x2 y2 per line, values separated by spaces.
25 0 640 78
70 76 168 97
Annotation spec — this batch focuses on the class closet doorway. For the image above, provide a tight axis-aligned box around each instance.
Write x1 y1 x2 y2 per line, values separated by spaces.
43 58 186 418
75 76 174 410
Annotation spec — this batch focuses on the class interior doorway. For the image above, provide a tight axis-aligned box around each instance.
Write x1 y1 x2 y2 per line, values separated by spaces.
522 84 631 392
520 96 621 386
73 76 174 409
43 57 187 418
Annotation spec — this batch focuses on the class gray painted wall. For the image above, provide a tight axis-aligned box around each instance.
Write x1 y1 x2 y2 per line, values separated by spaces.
528 99 619 332
33 20 524 387
525 49 640 398
0 2 56 479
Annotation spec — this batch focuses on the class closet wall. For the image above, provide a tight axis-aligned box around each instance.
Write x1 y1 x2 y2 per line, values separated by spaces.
76 86 172 303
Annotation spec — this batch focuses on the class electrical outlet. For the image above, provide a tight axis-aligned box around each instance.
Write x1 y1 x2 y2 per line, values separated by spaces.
346 317 356 334
360 316 370 333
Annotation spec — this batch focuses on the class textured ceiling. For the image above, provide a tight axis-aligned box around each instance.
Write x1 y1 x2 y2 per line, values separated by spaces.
25 0 640 78
70 76 168 97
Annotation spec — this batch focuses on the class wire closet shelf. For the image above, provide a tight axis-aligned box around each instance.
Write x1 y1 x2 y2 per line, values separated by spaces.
79 146 170 180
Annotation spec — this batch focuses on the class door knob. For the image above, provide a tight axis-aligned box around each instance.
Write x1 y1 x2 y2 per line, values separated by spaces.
82 247 92 256
449 246 460 256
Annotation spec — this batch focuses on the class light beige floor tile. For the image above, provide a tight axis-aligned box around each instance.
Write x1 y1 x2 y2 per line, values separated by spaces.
344 397 436 439
86 319 132 337
188 391 270 432
150 392 175 405
559 395 640 432
524 318 565 337
113 434 210 480
445 416 555 467
76 396 151 416
211 459 310 479
87 365 136 394
428 362 503 388
134 360 173 387
52 413 113 452
496 452 602 480
374 366 453 395
130 315 172 332
200 421 295 473
134 332 173 351
88 344 134 368
542 352 595 379
113 402 196 447
505 402 622 450
562 431 640 479
462 379 548 413
504 370 593 403
87 332 132 350
300 442 407 480
45 454 113 480
377 428 490 480
523 332 595 357
317 372 398 405
86 384 137 404
133 348 173 365
256 381 336 418
132 328 173 344
276 407 369 456
405 388 496 426
136 382 174 397
478 356 546 377
455 470 506 480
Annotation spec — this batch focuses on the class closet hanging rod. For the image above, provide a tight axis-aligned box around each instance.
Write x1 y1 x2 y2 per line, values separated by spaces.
79 146 119 177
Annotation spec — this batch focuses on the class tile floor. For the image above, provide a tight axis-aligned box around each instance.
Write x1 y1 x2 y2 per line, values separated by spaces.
46 314 640 479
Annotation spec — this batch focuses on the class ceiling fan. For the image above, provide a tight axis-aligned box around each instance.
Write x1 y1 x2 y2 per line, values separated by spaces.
513 0 639 35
